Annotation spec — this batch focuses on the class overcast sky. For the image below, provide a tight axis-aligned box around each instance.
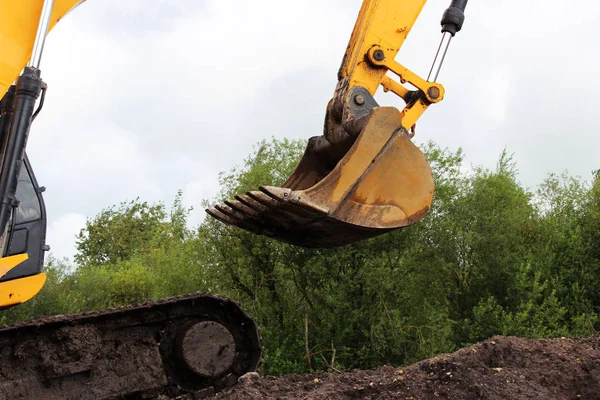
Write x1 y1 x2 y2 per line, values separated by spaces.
28 0 600 260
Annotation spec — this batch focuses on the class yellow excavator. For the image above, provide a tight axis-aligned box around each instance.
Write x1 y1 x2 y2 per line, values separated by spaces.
0 0 467 398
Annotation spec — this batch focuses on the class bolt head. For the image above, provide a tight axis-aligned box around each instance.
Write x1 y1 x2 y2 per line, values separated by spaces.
373 49 385 61
427 86 441 100
354 94 365 106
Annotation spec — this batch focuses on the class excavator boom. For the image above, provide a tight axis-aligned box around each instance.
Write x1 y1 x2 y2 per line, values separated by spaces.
0 0 83 97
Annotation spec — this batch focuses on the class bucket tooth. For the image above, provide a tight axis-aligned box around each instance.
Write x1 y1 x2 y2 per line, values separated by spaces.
214 204 264 234
235 193 293 231
205 207 234 225
224 200 259 217
259 186 324 220
245 191 295 229
206 207 248 231
258 186 292 202
214 203 239 217
207 107 434 248
261 185 330 216
214 203 247 223
235 194 267 213
246 191 279 209
216 202 253 223
250 189 320 227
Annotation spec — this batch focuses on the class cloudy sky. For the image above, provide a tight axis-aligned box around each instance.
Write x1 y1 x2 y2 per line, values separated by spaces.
28 0 600 260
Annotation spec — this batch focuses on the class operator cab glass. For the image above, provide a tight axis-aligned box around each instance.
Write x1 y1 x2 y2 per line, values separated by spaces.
0 154 48 281
14 160 42 224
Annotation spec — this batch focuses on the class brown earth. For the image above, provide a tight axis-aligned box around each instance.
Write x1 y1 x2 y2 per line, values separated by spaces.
212 335 600 400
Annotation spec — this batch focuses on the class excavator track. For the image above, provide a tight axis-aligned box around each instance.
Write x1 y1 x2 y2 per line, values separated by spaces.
0 292 262 399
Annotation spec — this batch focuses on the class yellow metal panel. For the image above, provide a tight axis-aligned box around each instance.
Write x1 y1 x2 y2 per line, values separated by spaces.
339 0 427 95
302 107 433 227
0 0 83 96
0 272 47 308
0 253 29 279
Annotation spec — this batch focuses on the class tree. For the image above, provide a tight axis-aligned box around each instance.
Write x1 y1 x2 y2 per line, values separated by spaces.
75 199 167 266
3 136 599 378
199 139 470 372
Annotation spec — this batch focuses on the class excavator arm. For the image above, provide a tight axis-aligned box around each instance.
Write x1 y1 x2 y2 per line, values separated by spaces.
339 0 443 130
207 0 468 248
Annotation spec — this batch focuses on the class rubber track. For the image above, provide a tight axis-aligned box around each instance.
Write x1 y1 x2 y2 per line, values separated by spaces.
0 292 262 399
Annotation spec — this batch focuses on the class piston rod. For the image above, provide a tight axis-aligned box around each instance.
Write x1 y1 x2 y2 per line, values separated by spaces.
427 0 468 82
28 0 55 69
427 32 452 82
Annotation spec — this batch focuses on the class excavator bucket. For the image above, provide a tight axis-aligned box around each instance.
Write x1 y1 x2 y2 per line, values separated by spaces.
207 101 434 248
206 0 462 248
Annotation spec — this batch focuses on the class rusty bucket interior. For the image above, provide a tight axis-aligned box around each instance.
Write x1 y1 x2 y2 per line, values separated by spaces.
206 94 434 248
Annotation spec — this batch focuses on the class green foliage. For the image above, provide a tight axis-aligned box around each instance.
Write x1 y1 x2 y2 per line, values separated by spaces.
73 259 154 310
75 198 167 266
217 137 305 199
2 137 600 378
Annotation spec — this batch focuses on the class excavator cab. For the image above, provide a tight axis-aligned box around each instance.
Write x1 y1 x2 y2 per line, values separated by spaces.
0 153 48 282
207 0 468 247
0 86 49 307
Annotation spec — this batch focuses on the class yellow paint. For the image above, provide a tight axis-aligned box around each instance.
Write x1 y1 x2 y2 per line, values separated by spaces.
0 0 84 96
0 273 47 308
381 76 410 99
0 253 29 279
341 0 446 130
297 107 434 229
291 0 442 228
340 0 427 94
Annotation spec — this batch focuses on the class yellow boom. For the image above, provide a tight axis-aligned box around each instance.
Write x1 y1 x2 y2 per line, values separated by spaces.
0 0 83 97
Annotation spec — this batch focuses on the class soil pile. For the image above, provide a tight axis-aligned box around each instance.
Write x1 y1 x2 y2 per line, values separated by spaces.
214 335 600 399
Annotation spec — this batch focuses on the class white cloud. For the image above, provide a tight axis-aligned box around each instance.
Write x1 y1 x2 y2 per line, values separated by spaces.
46 212 87 261
473 69 514 123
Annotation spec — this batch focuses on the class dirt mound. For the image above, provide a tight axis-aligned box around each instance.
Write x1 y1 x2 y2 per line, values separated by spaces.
213 335 600 399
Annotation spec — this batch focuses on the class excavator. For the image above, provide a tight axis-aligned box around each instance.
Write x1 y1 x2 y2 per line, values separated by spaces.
0 0 467 398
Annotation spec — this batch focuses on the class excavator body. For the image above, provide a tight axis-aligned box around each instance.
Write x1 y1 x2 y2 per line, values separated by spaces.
0 0 467 397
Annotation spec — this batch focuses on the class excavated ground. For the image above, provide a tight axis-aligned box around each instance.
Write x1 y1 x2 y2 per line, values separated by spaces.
212 335 600 400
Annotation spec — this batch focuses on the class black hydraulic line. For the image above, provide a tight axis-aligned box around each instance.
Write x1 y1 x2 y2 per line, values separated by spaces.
4 203 17 257
0 87 17 170
441 0 468 36
0 87 17 256
0 67 43 256
31 84 47 122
